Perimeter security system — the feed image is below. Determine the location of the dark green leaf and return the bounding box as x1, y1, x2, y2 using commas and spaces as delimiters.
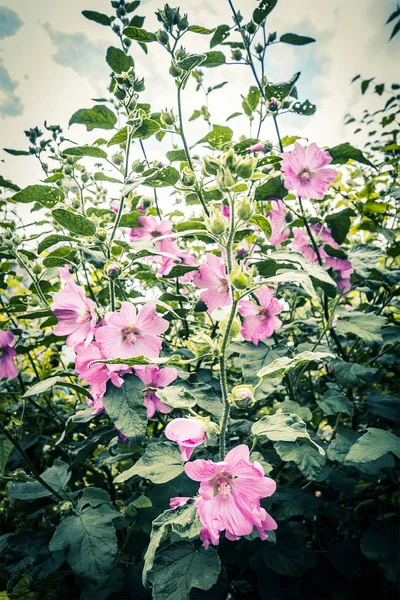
345, 428, 400, 463
0, 436, 13, 474
325, 208, 355, 244
249, 213, 272, 237
7, 460, 71, 500
102, 374, 147, 440
114, 442, 184, 484
3, 148, 30, 156
123, 26, 157, 42
200, 124, 233, 149
202, 51, 226, 68
94, 172, 123, 184
62, 145, 107, 159
262, 526, 315, 576
177, 54, 207, 71
253, 0, 278, 24
106, 46, 134, 73
188, 25, 215, 35
52, 208, 96, 236
131, 119, 161, 139
82, 10, 112, 26
69, 105, 117, 131
166, 149, 187, 162
255, 175, 286, 200
264, 72, 300, 101
292, 99, 316, 115
361, 526, 399, 583
274, 441, 326, 480
210, 24, 230, 47
333, 360, 380, 388
12, 185, 64, 208
280, 33, 316, 45
328, 142, 374, 167
108, 126, 128, 147
0, 175, 20, 192
143, 166, 180, 187
317, 389, 354, 417
367, 391, 400, 423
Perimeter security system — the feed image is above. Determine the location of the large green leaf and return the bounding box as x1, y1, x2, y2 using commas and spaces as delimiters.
106, 46, 134, 73
361, 526, 399, 583
52, 209, 96, 236
69, 105, 117, 131
12, 185, 64, 208
200, 124, 232, 149
252, 413, 324, 455
131, 119, 161, 139
274, 441, 326, 480
0, 436, 13, 474
177, 53, 207, 71
328, 142, 373, 167
102, 374, 147, 440
333, 360, 380, 388
317, 389, 354, 417
264, 72, 300, 101
210, 24, 230, 48
202, 51, 226, 68
325, 208, 355, 244
253, 0, 278, 24
280, 33, 315, 45
23, 375, 93, 401
262, 526, 315, 576
82, 10, 112, 26
257, 351, 334, 380
345, 428, 400, 463
62, 145, 107, 159
156, 386, 196, 409
142, 166, 180, 187
336, 312, 386, 344
367, 391, 400, 423
49, 506, 118, 585
123, 26, 157, 42
38, 234, 76, 254
7, 460, 71, 501
255, 175, 286, 200
149, 541, 221, 600
0, 175, 20, 192
114, 442, 184, 484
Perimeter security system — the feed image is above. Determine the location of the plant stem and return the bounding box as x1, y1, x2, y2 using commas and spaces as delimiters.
16, 252, 49, 307
176, 84, 209, 216
273, 115, 283, 153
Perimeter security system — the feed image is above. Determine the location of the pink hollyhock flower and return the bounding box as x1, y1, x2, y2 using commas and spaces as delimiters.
51, 267, 97, 348
268, 199, 289, 248
96, 301, 168, 360
170, 496, 191, 509
249, 142, 265, 153
193, 253, 232, 314
291, 228, 320, 263
75, 342, 127, 413
130, 215, 172, 242
134, 364, 177, 419
238, 286, 282, 345
184, 444, 277, 548
111, 200, 119, 214
155, 238, 198, 283
165, 418, 207, 461
0, 330, 18, 380
325, 257, 354, 292
280, 142, 337, 199
218, 204, 230, 219
310, 223, 338, 249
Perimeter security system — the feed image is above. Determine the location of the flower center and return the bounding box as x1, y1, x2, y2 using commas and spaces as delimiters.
122, 325, 139, 344
76, 310, 91, 325
218, 481, 232, 498
297, 168, 313, 183
259, 308, 271, 321
217, 278, 228, 293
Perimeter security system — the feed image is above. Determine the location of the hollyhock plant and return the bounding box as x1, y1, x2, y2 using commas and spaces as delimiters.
165, 418, 207, 461
134, 364, 177, 418
129, 215, 172, 242
0, 330, 18, 380
96, 301, 168, 359
193, 253, 232, 314
268, 199, 289, 248
238, 285, 283, 345
184, 445, 277, 548
280, 142, 337, 199
75, 342, 127, 414
51, 267, 97, 348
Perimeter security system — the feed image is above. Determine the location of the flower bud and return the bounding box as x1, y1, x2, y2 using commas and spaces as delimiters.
181, 167, 196, 186
59, 501, 73, 513
112, 152, 124, 165
255, 43, 264, 54
71, 198, 81, 209
216, 167, 235, 191
237, 198, 254, 221
161, 109, 175, 126
205, 207, 228, 236
232, 49, 243, 61
97, 229, 107, 241
169, 63, 182, 78
202, 155, 220, 176
230, 264, 253, 290
105, 262, 121, 279
187, 332, 216, 357
81, 172, 89, 183
13, 468, 27, 482
219, 315, 241, 338
236, 157, 256, 180
32, 263, 42, 275
228, 385, 256, 408
268, 97, 280, 112
178, 15, 188, 30
222, 148, 238, 171
157, 29, 170, 45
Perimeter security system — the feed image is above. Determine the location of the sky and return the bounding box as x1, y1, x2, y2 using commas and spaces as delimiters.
0, 0, 399, 191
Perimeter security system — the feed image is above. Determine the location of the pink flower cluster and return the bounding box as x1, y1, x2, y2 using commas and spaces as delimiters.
130, 215, 197, 282
51, 267, 172, 416
171, 445, 277, 549
0, 330, 18, 381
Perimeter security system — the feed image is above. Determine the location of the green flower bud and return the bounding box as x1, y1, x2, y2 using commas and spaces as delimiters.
181, 167, 196, 186
228, 385, 256, 408
222, 147, 238, 171
246, 21, 256, 34
157, 29, 170, 45
203, 155, 220, 176
13, 235, 21, 246
13, 468, 27, 482
230, 264, 253, 290
268, 97, 280, 112
255, 43, 264, 54
216, 167, 236, 191
71, 198, 81, 209
32, 263, 42, 275
219, 315, 241, 338
169, 63, 182, 78
97, 229, 107, 241
178, 16, 188, 31
105, 262, 121, 279
232, 49, 243, 61
81, 173, 89, 183
161, 109, 175, 126
187, 332, 216, 357
205, 207, 228, 236
237, 198, 255, 221
236, 157, 257, 180
112, 152, 124, 165
64, 166, 73, 176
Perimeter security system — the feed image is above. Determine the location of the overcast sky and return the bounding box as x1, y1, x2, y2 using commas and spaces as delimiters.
0, 0, 399, 190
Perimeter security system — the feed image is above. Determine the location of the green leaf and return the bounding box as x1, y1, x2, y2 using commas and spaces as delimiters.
255, 175, 286, 200
81, 10, 112, 26
274, 441, 326, 480
210, 24, 230, 47
253, 0, 278, 24
264, 72, 300, 101
333, 360, 380, 388
317, 389, 354, 417
0, 436, 13, 474
3, 148, 30, 156
52, 209, 96, 236
12, 185, 64, 208
202, 51, 226, 68
107, 126, 128, 147
142, 166, 180, 187
328, 542, 361, 581
102, 374, 147, 440
163, 264, 199, 278
131, 119, 161, 139
279, 400, 312, 422
43, 256, 73, 268
257, 351, 334, 380
345, 428, 400, 463
166, 149, 186, 162
106, 46, 134, 73
49, 507, 118, 585
143, 501, 202, 585
188, 25, 215, 35
114, 442, 184, 484
23, 376, 93, 401
328, 142, 373, 167
280, 33, 316, 45
325, 208, 355, 244
17, 309, 53, 319
292, 99, 316, 116
94, 172, 123, 184
149, 541, 221, 600
0, 175, 20, 192
336, 313, 387, 344
249, 214, 272, 237
7, 460, 71, 501
123, 26, 157, 42
262, 526, 315, 576
252, 413, 324, 454
177, 53, 207, 71
62, 145, 107, 159
156, 386, 196, 409
361, 526, 399, 583
69, 105, 117, 131
367, 391, 400, 423
200, 124, 233, 149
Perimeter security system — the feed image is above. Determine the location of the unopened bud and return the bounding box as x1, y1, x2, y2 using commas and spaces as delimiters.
161, 109, 175, 126
268, 97, 280, 112
13, 469, 27, 482
205, 207, 228, 236
219, 315, 241, 339
203, 156, 220, 176
169, 63, 182, 78
187, 332, 216, 357
216, 167, 235, 191
181, 167, 196, 186
237, 198, 254, 221
32, 263, 42, 275
178, 16, 188, 31
81, 173, 89, 183
228, 385, 255, 409
157, 30, 169, 45
222, 148, 238, 171
230, 264, 253, 290
236, 158, 256, 180
105, 262, 121, 279
97, 229, 107, 241
112, 153, 124, 165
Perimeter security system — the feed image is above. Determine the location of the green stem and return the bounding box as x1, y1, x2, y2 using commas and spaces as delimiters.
177, 84, 209, 216
16, 252, 49, 307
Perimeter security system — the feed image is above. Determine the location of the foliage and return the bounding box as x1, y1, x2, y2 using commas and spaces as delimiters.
0, 1, 399, 599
